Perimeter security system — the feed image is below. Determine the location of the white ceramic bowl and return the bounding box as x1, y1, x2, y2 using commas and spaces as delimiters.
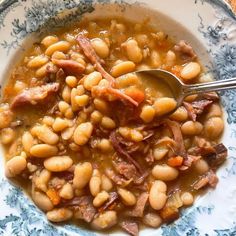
0, 0, 236, 235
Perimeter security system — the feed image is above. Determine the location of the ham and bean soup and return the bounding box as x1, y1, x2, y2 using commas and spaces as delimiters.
0, 19, 227, 235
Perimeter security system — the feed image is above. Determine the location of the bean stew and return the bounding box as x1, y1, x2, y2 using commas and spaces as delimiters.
0, 18, 227, 235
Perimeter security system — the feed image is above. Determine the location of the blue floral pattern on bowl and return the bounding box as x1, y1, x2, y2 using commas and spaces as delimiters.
0, 0, 236, 235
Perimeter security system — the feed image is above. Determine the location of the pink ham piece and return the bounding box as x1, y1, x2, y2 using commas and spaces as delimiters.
193, 170, 218, 190
126, 192, 149, 217
51, 58, 85, 74
165, 119, 187, 157
121, 221, 139, 236
11, 82, 59, 109
76, 34, 138, 107
174, 40, 197, 60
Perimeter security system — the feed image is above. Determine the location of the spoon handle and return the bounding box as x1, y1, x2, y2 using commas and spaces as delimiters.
183, 77, 236, 96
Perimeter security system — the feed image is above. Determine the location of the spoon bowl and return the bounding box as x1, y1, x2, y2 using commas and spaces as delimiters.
135, 69, 236, 114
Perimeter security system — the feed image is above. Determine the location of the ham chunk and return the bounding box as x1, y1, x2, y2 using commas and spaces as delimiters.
11, 83, 59, 109
126, 192, 149, 217
121, 221, 139, 236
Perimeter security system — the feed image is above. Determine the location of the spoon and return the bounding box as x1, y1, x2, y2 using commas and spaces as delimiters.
136, 69, 236, 109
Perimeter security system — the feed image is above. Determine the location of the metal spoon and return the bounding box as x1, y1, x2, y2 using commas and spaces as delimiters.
136, 69, 236, 109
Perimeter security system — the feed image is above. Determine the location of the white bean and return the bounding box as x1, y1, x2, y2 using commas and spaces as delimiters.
34, 169, 51, 192
94, 98, 109, 114
149, 180, 167, 210
5, 156, 27, 177
143, 213, 162, 228
41, 35, 58, 47
153, 98, 177, 116
91, 211, 117, 230
93, 191, 109, 207
22, 132, 34, 153
89, 169, 102, 197
181, 121, 203, 136
165, 50, 176, 67
101, 174, 113, 192
61, 126, 75, 141
52, 118, 69, 132
32, 190, 53, 212
150, 50, 162, 68
0, 128, 15, 144
101, 117, 116, 129
170, 106, 188, 121
152, 164, 179, 181
204, 117, 224, 139
181, 192, 194, 206
124, 39, 143, 63
181, 62, 201, 80
59, 183, 74, 199
27, 55, 49, 68
47, 208, 73, 222
44, 156, 73, 172
91, 38, 109, 58
140, 105, 155, 123
45, 41, 70, 56
73, 162, 93, 189
73, 122, 93, 145
111, 61, 136, 78
118, 188, 136, 206
31, 125, 59, 145
194, 159, 209, 174
153, 146, 169, 160
30, 144, 58, 158
206, 103, 222, 119
84, 71, 102, 91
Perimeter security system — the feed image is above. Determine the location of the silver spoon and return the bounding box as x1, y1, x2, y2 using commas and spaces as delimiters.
136, 69, 236, 109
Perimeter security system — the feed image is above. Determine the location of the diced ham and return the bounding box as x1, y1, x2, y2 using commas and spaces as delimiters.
53, 171, 74, 181
179, 155, 201, 170
60, 196, 96, 223
173, 40, 197, 60
197, 92, 219, 101
105, 168, 128, 186
11, 83, 59, 109
51, 58, 85, 74
112, 160, 138, 180
126, 192, 149, 217
204, 143, 227, 168
183, 100, 213, 121
92, 85, 139, 107
121, 221, 139, 236
193, 170, 218, 190
110, 131, 143, 173
98, 192, 119, 213
183, 102, 197, 121
76, 34, 138, 107
165, 119, 187, 157
144, 150, 155, 165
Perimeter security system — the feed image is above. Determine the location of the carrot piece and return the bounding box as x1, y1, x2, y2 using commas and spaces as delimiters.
167, 156, 184, 167
124, 87, 145, 104
171, 65, 183, 78
46, 188, 61, 205
159, 205, 179, 223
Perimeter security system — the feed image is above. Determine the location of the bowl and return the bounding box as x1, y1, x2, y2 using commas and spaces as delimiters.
0, 0, 236, 235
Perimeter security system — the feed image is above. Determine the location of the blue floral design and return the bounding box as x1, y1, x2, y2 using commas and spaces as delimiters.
214, 44, 236, 79
161, 206, 214, 236
0, 0, 236, 235
198, 15, 228, 45
197, 0, 236, 124
0, 179, 97, 236
0, 0, 95, 53
214, 223, 236, 236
